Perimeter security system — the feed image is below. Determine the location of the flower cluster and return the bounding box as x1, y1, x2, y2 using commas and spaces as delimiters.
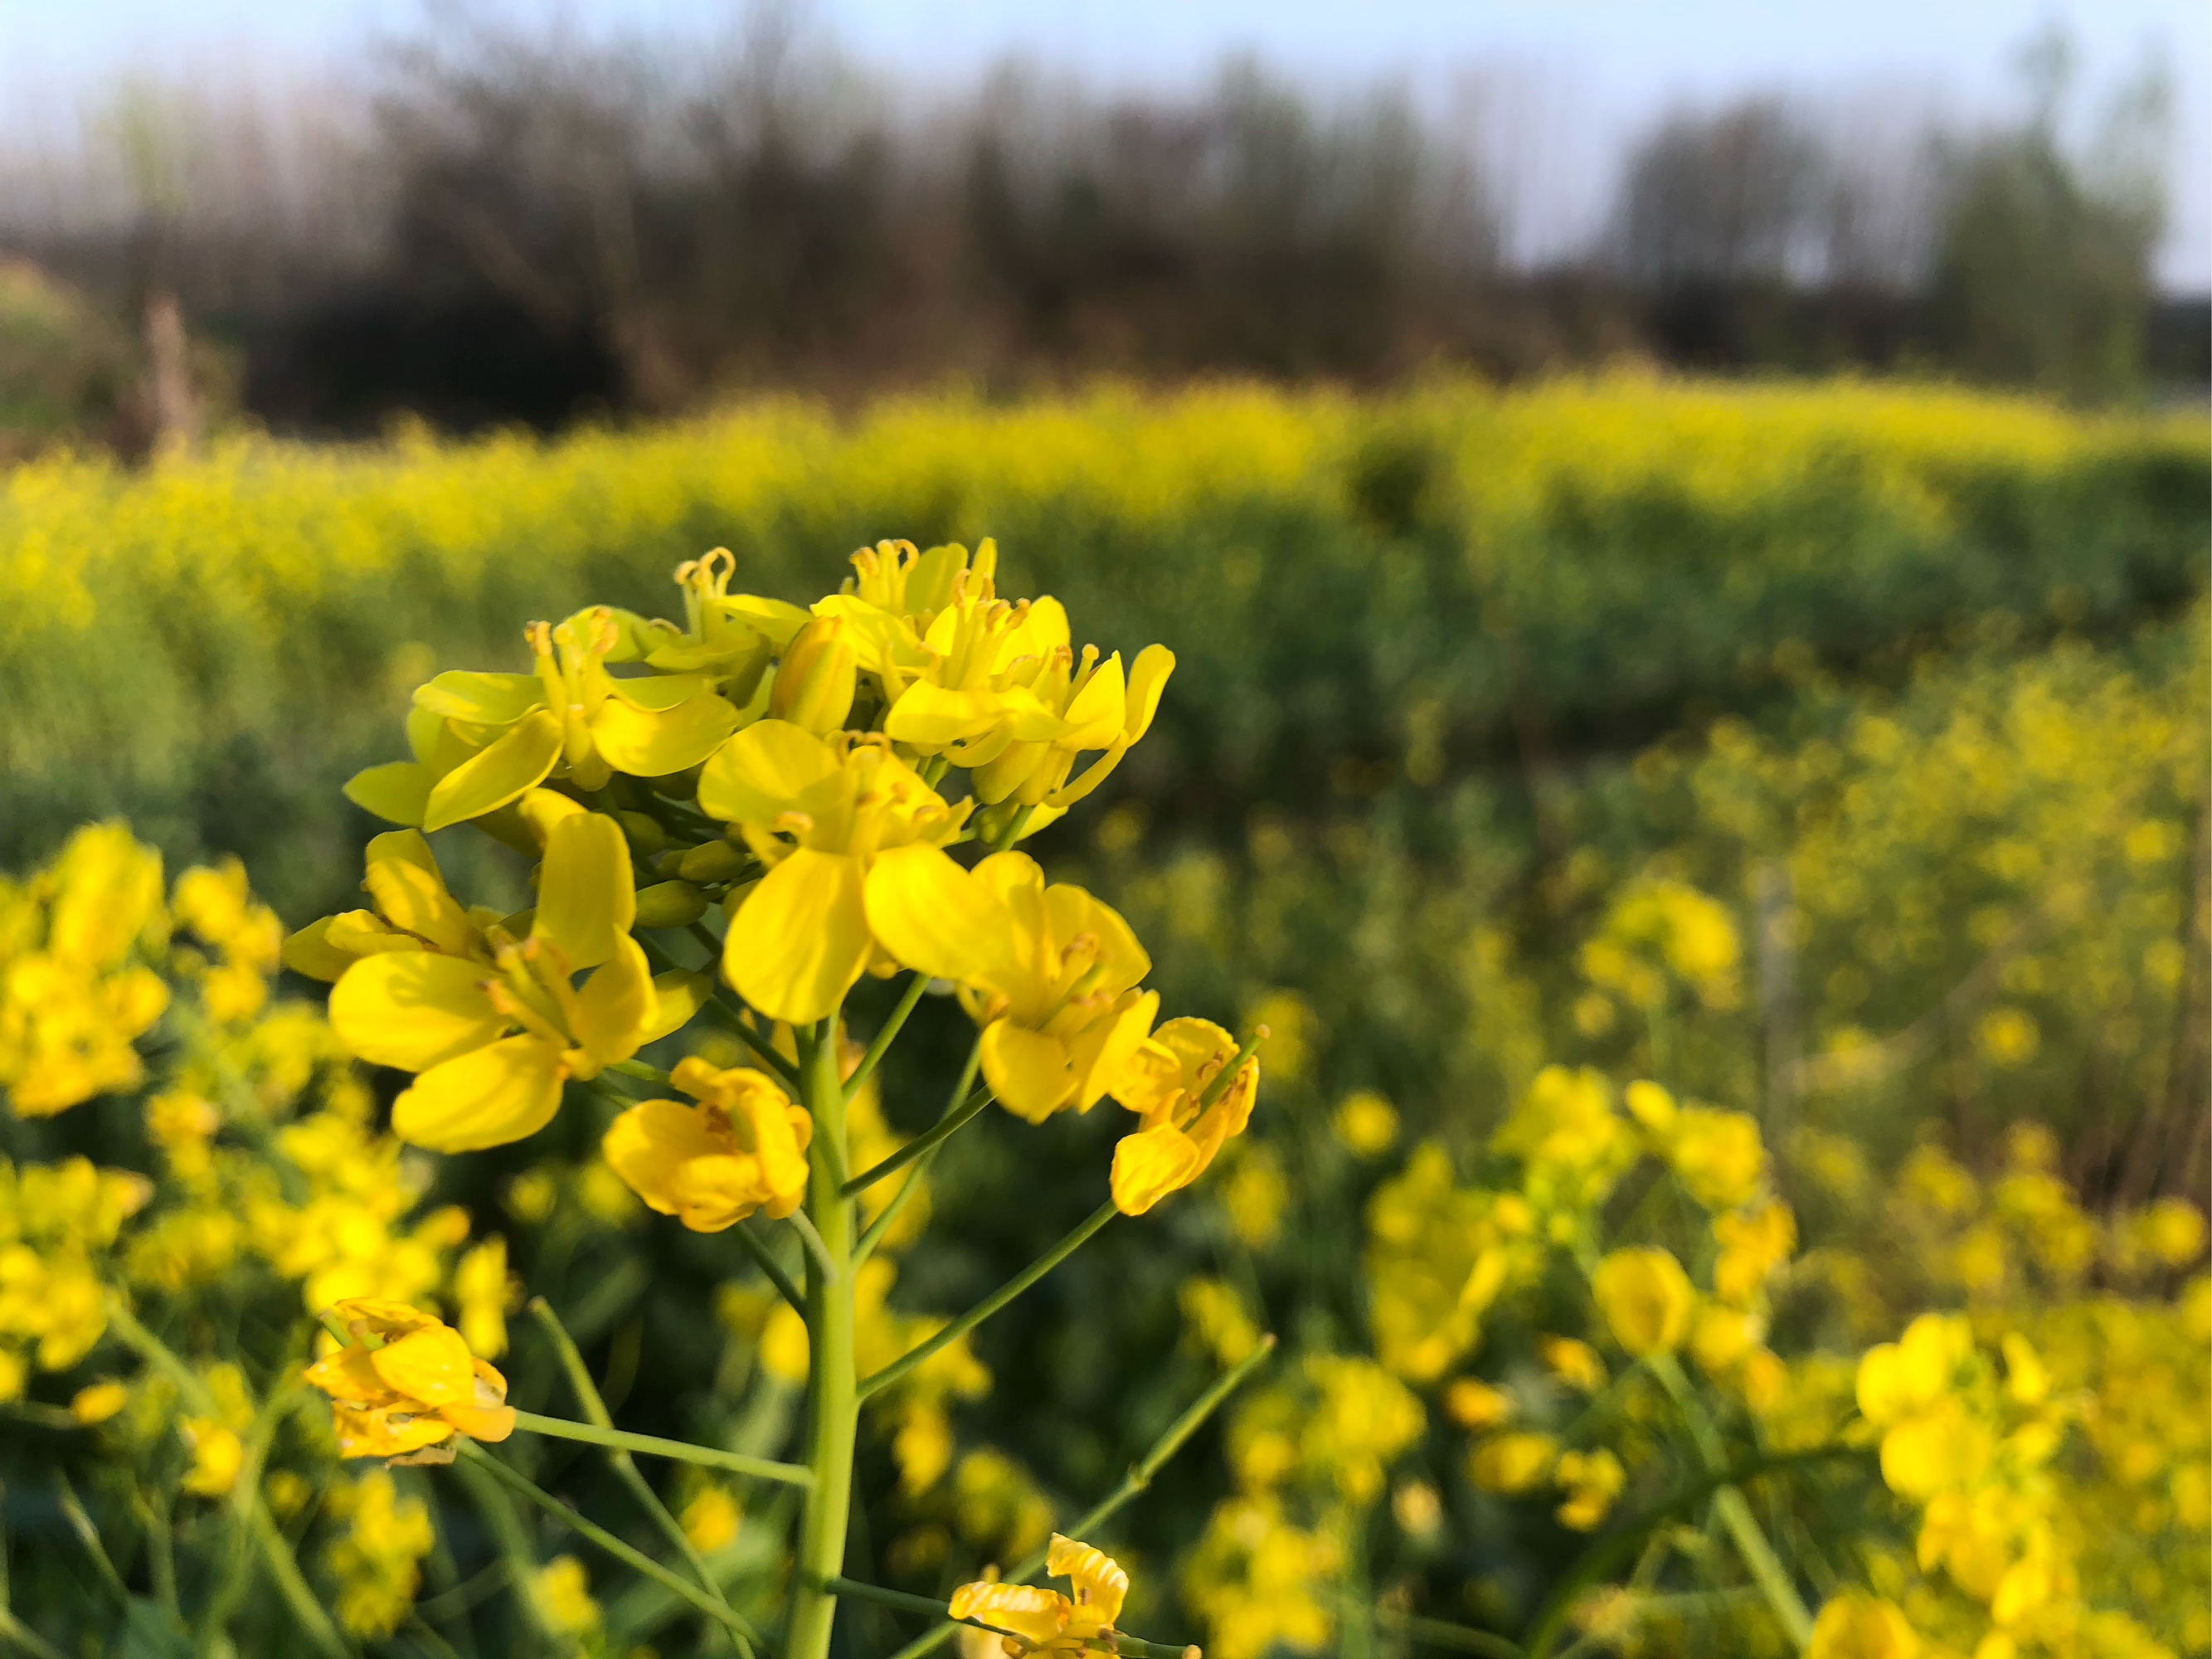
295, 543, 1255, 1222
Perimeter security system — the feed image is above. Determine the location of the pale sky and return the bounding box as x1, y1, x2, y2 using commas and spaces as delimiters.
2, 0, 2205, 288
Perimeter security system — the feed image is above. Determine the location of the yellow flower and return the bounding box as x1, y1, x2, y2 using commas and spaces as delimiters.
864, 849, 1157, 1122
320, 815, 676, 1151
697, 723, 970, 1024
351, 606, 742, 832
280, 826, 492, 981
1856, 1313, 1974, 1426
303, 1297, 517, 1459
601, 1056, 814, 1230
1541, 1335, 1607, 1394
646, 547, 809, 678
681, 1486, 742, 1553
1334, 1089, 1400, 1156
1662, 1107, 1766, 1212
180, 1418, 244, 1496
1592, 1247, 1696, 1357
1806, 1593, 1918, 1659
950, 1534, 1129, 1656
1470, 1431, 1558, 1495
534, 1555, 602, 1636
1713, 1200, 1796, 1307
70, 1379, 129, 1424
1106, 1018, 1260, 1216
453, 1237, 513, 1360
1444, 1377, 1514, 1431
1553, 1447, 1626, 1530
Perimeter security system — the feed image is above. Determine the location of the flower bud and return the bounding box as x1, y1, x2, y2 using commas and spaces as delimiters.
769, 615, 857, 735
616, 811, 670, 855
677, 841, 747, 883
634, 880, 708, 929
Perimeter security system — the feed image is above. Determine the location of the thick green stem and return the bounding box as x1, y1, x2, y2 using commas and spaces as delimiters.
785, 1021, 859, 1659
508, 1409, 812, 1488
858, 1199, 1116, 1401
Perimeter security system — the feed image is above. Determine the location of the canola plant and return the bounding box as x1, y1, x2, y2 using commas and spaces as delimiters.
0, 379, 2204, 1659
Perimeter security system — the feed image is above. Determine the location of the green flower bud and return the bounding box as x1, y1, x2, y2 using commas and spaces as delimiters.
633, 880, 708, 929
677, 840, 748, 883
616, 811, 670, 855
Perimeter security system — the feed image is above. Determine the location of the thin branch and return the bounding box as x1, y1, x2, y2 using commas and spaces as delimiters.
843, 1086, 990, 1199
845, 972, 931, 1102
858, 1199, 1117, 1401
529, 1298, 753, 1659
508, 1409, 814, 1488
785, 1207, 841, 1286
730, 1219, 806, 1315
457, 1443, 764, 1647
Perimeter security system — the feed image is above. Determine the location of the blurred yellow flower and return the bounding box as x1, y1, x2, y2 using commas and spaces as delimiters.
1592, 1247, 1696, 1357
1333, 1090, 1399, 1156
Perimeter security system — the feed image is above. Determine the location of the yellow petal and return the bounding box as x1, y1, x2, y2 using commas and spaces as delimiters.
980, 1020, 1079, 1123
425, 710, 564, 832
1060, 652, 1126, 747
603, 1097, 727, 1220
1067, 989, 1159, 1112
570, 939, 654, 1068
370, 1325, 477, 1408
1123, 644, 1174, 741
329, 952, 505, 1071
517, 787, 587, 848
1043, 883, 1150, 990
1111, 1121, 1206, 1215
413, 671, 547, 725
343, 761, 433, 826
281, 914, 363, 982
391, 1033, 566, 1152
725, 849, 871, 1025
591, 684, 740, 776
947, 1584, 1070, 1649
641, 969, 712, 1044
883, 684, 1006, 748
697, 719, 839, 827
1045, 1535, 1129, 1627
862, 844, 1017, 985
363, 830, 476, 955
532, 813, 635, 971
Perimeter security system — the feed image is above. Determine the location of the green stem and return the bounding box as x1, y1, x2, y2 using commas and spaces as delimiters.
528, 1298, 753, 1658
200, 1374, 301, 1643
881, 1335, 1278, 1659
843, 1086, 990, 1199
1373, 1609, 1524, 1658
52, 1472, 126, 1606
0, 1611, 66, 1659
508, 1409, 812, 1488
606, 1058, 675, 1087
786, 1208, 842, 1285
844, 972, 931, 1102
785, 1020, 859, 1659
456, 1443, 763, 1647
852, 1042, 987, 1269
730, 1220, 806, 1315
858, 1199, 1117, 1402
1642, 1354, 1812, 1648
693, 975, 803, 1088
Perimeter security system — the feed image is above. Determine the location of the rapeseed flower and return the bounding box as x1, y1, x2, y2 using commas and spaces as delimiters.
354, 606, 742, 832
1107, 1017, 1260, 1215
950, 1534, 1128, 1657
315, 815, 672, 1151
1592, 1247, 1697, 1357
698, 722, 970, 1024
601, 1056, 813, 1229
304, 1297, 516, 1459
864, 849, 1157, 1122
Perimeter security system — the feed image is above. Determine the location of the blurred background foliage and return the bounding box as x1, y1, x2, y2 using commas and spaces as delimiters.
0, 10, 2203, 460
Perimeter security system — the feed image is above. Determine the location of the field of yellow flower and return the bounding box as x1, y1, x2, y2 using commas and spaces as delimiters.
0, 376, 2204, 1659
